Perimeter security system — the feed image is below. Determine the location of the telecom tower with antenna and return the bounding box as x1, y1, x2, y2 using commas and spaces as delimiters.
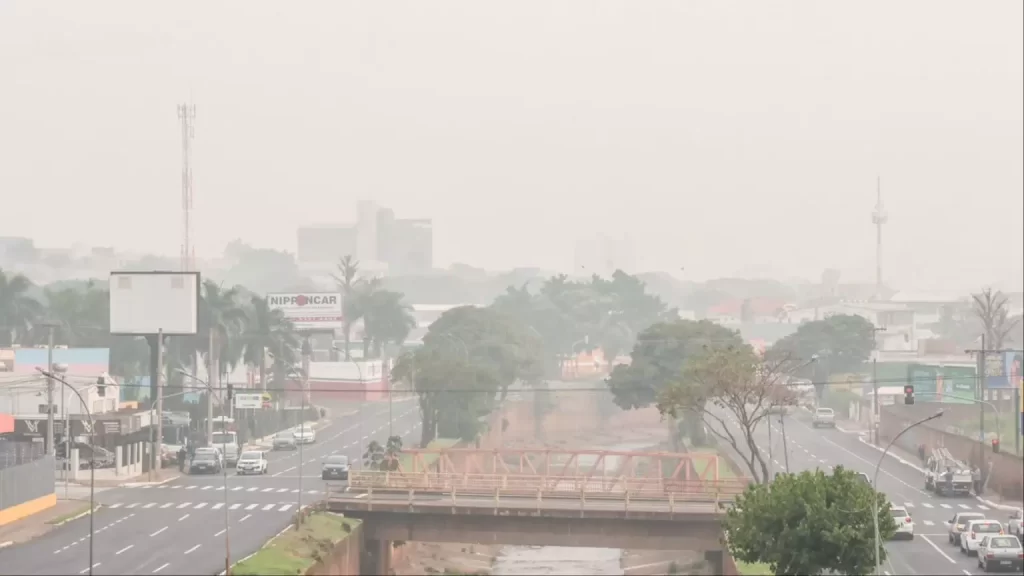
178, 103, 196, 271
871, 176, 887, 299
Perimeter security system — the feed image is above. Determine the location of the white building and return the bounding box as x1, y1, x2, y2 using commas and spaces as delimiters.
0, 373, 120, 417
786, 302, 917, 352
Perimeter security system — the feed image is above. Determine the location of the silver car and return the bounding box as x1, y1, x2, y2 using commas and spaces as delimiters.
977, 535, 1023, 572
1007, 508, 1023, 540
273, 431, 297, 450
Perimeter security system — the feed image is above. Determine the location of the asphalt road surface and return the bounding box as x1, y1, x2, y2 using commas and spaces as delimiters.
715, 406, 1022, 576
0, 399, 421, 576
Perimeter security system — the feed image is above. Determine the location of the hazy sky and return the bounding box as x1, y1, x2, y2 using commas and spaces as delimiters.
2, 1, 1021, 290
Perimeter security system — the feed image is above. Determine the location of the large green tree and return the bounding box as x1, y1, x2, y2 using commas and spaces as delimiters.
333, 255, 362, 360
358, 283, 417, 359
0, 268, 43, 346
770, 314, 876, 399
725, 466, 897, 576
239, 295, 299, 391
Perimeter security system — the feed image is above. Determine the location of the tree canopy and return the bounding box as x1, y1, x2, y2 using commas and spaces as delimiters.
724, 466, 897, 576
770, 313, 876, 379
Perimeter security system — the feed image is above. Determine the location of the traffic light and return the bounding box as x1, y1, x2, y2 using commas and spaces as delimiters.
991, 438, 1000, 454
903, 385, 915, 405
96, 376, 106, 397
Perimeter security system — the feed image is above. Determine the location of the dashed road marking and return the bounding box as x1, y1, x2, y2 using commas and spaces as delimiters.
212, 503, 223, 510
185, 544, 201, 554
153, 563, 170, 573
116, 544, 134, 555
150, 527, 167, 537
245, 504, 257, 511
176, 502, 191, 509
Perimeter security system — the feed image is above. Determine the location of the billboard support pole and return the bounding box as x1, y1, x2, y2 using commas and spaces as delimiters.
156, 328, 164, 472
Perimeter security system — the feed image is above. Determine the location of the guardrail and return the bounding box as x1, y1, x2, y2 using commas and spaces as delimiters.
336, 471, 748, 508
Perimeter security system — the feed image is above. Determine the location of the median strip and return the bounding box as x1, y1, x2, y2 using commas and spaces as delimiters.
231, 513, 359, 576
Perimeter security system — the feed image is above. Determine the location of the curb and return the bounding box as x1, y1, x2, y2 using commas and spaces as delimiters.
53, 504, 102, 527
855, 436, 1023, 511
0, 541, 12, 549
119, 474, 181, 488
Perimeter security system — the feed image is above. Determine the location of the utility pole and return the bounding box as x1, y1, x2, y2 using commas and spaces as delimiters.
871, 326, 887, 445
155, 329, 165, 472
45, 324, 55, 455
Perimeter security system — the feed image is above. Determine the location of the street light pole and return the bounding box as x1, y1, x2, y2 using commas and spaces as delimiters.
39, 369, 96, 576
873, 409, 943, 575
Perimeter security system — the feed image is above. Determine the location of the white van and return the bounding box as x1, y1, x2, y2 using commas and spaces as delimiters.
210, 431, 240, 467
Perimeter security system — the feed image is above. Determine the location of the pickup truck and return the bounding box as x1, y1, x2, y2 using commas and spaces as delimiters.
812, 407, 836, 428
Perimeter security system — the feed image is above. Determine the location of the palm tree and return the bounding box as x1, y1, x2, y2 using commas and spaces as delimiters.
241, 296, 299, 390
332, 255, 361, 360
0, 268, 43, 346
197, 280, 248, 402
360, 284, 416, 358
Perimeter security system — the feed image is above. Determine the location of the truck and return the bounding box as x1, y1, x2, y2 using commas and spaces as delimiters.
924, 447, 973, 496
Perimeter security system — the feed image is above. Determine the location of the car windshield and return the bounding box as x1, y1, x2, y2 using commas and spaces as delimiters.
297, 426, 312, 433
816, 408, 833, 414
194, 452, 216, 461
211, 433, 236, 445
275, 432, 292, 439
890, 509, 908, 517
988, 537, 1020, 548
325, 456, 348, 465
959, 514, 984, 523
240, 452, 261, 460
973, 523, 1001, 533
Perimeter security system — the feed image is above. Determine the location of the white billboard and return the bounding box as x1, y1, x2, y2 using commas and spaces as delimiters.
109, 272, 200, 336
267, 292, 343, 331
234, 393, 263, 409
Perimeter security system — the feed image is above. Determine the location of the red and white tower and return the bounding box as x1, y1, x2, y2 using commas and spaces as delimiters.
178, 103, 197, 271
871, 176, 888, 299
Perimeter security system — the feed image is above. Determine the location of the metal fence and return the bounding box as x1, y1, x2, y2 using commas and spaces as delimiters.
0, 440, 55, 513
0, 439, 46, 470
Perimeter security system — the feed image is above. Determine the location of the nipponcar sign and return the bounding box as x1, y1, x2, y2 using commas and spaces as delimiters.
267, 292, 342, 331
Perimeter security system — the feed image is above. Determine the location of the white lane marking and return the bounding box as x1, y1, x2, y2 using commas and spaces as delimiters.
126, 503, 140, 509
143, 503, 156, 509
262, 504, 275, 511
923, 520, 935, 526
923, 502, 934, 508
79, 564, 100, 574
142, 486, 153, 490
246, 487, 258, 492
178, 514, 190, 521
150, 527, 168, 537
194, 503, 208, 509
229, 503, 241, 510
958, 504, 970, 509
245, 504, 257, 510
977, 504, 989, 511
279, 504, 293, 512
355, 493, 369, 499
153, 563, 170, 573
109, 503, 123, 509
962, 571, 971, 576
231, 486, 243, 491
160, 503, 173, 509
940, 504, 952, 509
201, 486, 213, 491
186, 486, 197, 490
212, 503, 224, 510
239, 513, 252, 522
170, 485, 182, 490
272, 466, 296, 477
185, 544, 201, 554
116, 544, 134, 555
177, 502, 191, 509
261, 487, 274, 492
904, 502, 914, 508
214, 529, 225, 537
277, 488, 289, 493
920, 534, 957, 564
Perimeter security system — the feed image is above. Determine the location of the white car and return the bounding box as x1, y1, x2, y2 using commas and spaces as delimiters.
293, 425, 316, 445
812, 407, 836, 428
235, 451, 268, 475
889, 506, 914, 539
960, 519, 1004, 556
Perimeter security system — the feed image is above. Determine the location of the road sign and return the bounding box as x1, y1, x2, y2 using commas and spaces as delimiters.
234, 393, 263, 409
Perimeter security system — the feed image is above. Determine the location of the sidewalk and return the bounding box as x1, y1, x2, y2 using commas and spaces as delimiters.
0, 499, 95, 548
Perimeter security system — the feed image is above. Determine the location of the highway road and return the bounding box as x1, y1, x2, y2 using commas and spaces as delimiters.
717, 406, 1021, 576
0, 399, 421, 576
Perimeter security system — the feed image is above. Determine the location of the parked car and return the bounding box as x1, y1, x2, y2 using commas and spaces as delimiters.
293, 425, 316, 445
855, 472, 872, 485
889, 505, 915, 540
321, 454, 350, 481
235, 451, 268, 475
1007, 508, 1023, 540
273, 431, 297, 451
961, 519, 1004, 556
189, 448, 222, 475
812, 407, 836, 428
977, 534, 1024, 572
948, 512, 987, 546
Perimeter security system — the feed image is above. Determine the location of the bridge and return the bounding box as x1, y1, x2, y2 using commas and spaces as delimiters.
325, 448, 751, 574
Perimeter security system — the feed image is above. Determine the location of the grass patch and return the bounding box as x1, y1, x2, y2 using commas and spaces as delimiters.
398, 437, 460, 472
735, 560, 772, 575
47, 504, 95, 525
231, 513, 359, 576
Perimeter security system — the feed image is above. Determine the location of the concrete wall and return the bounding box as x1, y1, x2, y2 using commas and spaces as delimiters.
880, 403, 1023, 502
307, 521, 364, 576
0, 452, 56, 526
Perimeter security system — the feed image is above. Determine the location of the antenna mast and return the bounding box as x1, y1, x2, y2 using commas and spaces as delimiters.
871, 176, 888, 299
178, 103, 197, 271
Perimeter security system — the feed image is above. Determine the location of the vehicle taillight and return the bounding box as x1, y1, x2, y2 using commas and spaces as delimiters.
987, 552, 995, 558
971, 531, 977, 539
905, 517, 912, 524
1018, 552, 1024, 559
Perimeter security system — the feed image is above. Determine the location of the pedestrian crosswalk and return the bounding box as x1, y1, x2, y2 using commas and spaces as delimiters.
123, 484, 323, 496
105, 501, 298, 513
900, 500, 991, 511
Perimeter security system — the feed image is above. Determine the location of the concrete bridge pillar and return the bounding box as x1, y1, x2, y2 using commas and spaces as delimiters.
361, 538, 392, 575
703, 550, 724, 574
